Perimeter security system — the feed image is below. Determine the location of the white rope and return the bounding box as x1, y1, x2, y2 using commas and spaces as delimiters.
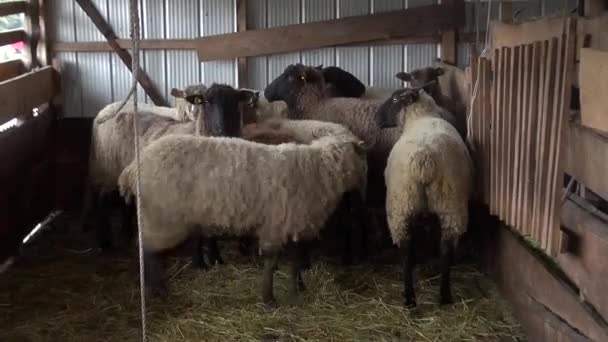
127, 0, 147, 341
466, 0, 493, 146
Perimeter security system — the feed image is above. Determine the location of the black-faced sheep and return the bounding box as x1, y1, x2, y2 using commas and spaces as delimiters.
376, 87, 473, 307
117, 124, 368, 303
80, 84, 255, 260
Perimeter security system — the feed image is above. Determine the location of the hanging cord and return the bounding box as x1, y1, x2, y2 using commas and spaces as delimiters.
127, 0, 147, 341
466, 0, 493, 145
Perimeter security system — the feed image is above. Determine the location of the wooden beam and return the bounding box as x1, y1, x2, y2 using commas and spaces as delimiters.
0, 66, 58, 124
440, 29, 457, 65
481, 222, 608, 342
0, 29, 25, 47
559, 195, 608, 321
0, 1, 27, 17
193, 1, 465, 61
0, 59, 23, 82
74, 0, 168, 107
565, 119, 608, 201
237, 0, 247, 88
36, 0, 51, 66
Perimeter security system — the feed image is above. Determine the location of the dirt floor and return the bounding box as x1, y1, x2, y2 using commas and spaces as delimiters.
0, 212, 526, 342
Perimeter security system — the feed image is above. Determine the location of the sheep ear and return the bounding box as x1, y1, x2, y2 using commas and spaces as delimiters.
315, 64, 323, 70
434, 67, 445, 76
171, 88, 185, 98
395, 72, 412, 82
352, 140, 368, 156
239, 90, 257, 103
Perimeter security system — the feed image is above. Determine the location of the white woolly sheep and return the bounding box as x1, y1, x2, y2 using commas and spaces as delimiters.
376, 86, 473, 307
118, 126, 368, 303
80, 84, 254, 256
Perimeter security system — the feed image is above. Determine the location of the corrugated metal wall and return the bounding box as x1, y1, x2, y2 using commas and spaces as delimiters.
50, 0, 578, 118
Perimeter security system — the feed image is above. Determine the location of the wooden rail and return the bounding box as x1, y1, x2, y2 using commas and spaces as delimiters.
469, 17, 577, 256
0, 1, 27, 17
0, 66, 58, 124
0, 29, 25, 47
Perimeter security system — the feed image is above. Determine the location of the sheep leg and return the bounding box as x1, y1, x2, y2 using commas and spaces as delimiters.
439, 237, 455, 305
290, 243, 308, 296
400, 236, 417, 307
261, 250, 280, 305
144, 249, 168, 299
95, 194, 113, 251
191, 237, 209, 270
206, 238, 224, 265
78, 181, 95, 232
348, 191, 368, 264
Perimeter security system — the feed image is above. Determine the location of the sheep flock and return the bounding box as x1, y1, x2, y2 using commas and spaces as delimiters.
79, 60, 475, 308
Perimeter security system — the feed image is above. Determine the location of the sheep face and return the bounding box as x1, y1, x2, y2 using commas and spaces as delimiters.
264, 64, 325, 103
202, 84, 256, 137
240, 91, 260, 125
395, 67, 443, 95
376, 88, 420, 129
171, 83, 207, 121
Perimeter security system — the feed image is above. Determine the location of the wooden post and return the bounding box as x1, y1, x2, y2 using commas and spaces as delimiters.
36, 0, 51, 66
584, 0, 607, 16
23, 0, 41, 69
237, 0, 248, 88
74, 0, 168, 106
439, 0, 462, 65
499, 1, 513, 23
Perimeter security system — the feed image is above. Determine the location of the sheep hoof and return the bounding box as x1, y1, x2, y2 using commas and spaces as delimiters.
404, 299, 417, 308
439, 295, 453, 306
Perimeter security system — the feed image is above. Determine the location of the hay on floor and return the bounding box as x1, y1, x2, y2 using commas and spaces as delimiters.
0, 214, 525, 342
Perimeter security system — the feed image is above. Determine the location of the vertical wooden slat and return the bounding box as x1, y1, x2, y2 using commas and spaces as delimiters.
511, 45, 525, 228
517, 44, 533, 235
506, 45, 520, 226
531, 40, 547, 244
500, 47, 511, 220
491, 49, 502, 215
543, 35, 565, 254
548, 19, 577, 256
482, 58, 492, 205
535, 38, 558, 250
237, 0, 248, 88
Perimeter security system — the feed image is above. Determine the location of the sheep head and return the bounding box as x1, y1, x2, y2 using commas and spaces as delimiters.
264, 64, 325, 104
199, 84, 256, 137
395, 67, 443, 96
171, 83, 207, 121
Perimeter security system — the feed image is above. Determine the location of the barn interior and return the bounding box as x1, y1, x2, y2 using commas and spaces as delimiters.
1, 0, 607, 341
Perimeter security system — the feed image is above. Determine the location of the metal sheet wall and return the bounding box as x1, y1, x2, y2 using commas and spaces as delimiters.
50, 0, 578, 117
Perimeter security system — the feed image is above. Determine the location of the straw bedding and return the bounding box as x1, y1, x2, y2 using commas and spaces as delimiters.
0, 213, 525, 342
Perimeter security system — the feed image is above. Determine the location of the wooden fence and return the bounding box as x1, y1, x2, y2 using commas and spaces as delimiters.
469, 17, 577, 257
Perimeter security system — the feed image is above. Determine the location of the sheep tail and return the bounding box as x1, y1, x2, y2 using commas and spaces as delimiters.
409, 149, 436, 187
118, 162, 136, 205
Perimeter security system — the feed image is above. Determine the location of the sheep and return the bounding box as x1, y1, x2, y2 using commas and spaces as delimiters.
169, 83, 208, 121
117, 125, 368, 302
320, 65, 398, 101
376, 86, 473, 307
80, 84, 255, 260
395, 65, 468, 141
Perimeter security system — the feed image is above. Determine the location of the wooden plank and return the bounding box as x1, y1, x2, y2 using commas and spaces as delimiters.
579, 48, 608, 134
564, 120, 608, 201
482, 59, 492, 205
510, 44, 525, 227
531, 41, 548, 244
0, 66, 56, 124
481, 222, 608, 342
236, 0, 247, 88
499, 47, 511, 220
516, 44, 533, 234
550, 22, 577, 256
584, 0, 607, 16
559, 195, 608, 321
36, 0, 51, 66
492, 16, 572, 49
193, 2, 466, 61
74, 0, 168, 107
0, 59, 23, 82
578, 14, 608, 53
0, 29, 25, 47
505, 45, 520, 226
490, 48, 502, 215
0, 1, 27, 17
537, 38, 558, 250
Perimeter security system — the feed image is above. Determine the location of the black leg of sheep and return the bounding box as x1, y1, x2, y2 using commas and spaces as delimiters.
439, 237, 455, 306
191, 236, 210, 270
95, 194, 113, 252
144, 249, 168, 299
261, 249, 280, 305
399, 236, 417, 308
120, 201, 136, 243
206, 238, 224, 265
